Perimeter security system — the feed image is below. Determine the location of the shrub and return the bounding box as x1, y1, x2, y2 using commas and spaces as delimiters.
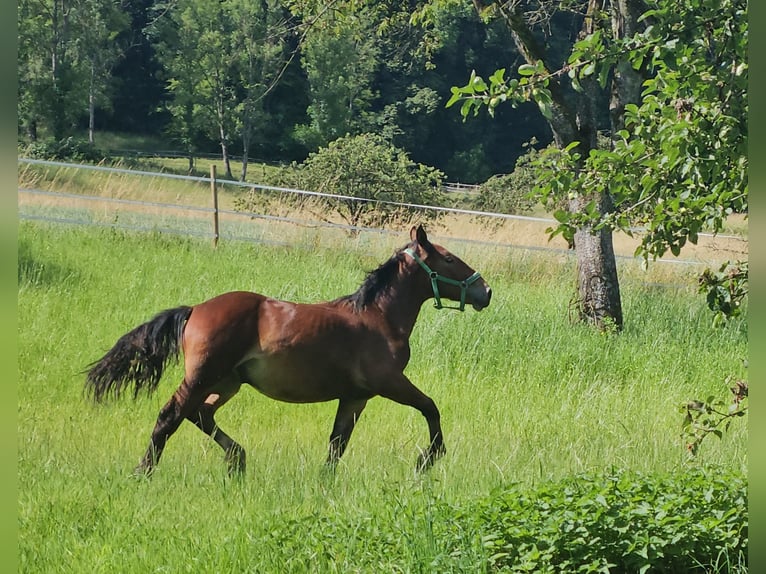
460, 469, 747, 573
22, 137, 107, 163
244, 469, 747, 573
236, 133, 445, 231
698, 261, 748, 326
473, 146, 539, 217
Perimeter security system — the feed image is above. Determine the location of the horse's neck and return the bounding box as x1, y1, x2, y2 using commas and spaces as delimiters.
374, 273, 429, 339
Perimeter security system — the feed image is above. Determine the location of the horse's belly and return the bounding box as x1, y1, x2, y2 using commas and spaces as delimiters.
236, 357, 360, 403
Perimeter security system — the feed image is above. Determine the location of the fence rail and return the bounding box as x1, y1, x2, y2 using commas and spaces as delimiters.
107, 149, 478, 194
18, 158, 746, 269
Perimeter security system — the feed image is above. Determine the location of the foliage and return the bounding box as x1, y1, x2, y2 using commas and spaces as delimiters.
238, 133, 446, 230
443, 0, 747, 326
294, 5, 381, 146
228, 0, 289, 180
17, 0, 128, 141
21, 137, 108, 163
473, 143, 540, 216
210, 469, 748, 573
465, 469, 747, 573
17, 0, 561, 182
447, 0, 747, 265
682, 377, 748, 458
698, 261, 748, 326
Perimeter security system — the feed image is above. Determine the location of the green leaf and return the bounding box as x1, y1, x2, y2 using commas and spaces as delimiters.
489, 68, 506, 85
553, 209, 570, 223
472, 74, 488, 92
445, 88, 462, 108
538, 99, 553, 120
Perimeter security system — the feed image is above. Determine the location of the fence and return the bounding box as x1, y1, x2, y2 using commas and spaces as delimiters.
17, 158, 746, 270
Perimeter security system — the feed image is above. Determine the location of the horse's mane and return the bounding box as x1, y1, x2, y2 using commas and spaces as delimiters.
334, 248, 408, 311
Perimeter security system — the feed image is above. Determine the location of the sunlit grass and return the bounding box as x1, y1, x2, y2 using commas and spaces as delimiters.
18, 220, 746, 572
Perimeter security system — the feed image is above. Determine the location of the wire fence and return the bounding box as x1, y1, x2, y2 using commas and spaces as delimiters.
18, 158, 747, 270
108, 149, 481, 194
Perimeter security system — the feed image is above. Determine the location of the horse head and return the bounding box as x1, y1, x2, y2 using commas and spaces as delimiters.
405, 225, 492, 311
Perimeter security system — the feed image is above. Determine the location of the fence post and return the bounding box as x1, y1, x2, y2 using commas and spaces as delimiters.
210, 164, 219, 247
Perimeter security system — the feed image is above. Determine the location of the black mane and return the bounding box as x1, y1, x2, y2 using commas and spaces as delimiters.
335, 249, 407, 310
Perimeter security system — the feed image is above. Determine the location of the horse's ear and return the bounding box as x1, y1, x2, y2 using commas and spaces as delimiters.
411, 225, 434, 252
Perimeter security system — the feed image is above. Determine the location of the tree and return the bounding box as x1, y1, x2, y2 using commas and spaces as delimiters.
278, 133, 445, 230
151, 4, 203, 173
18, 0, 126, 142
79, 0, 128, 144
293, 5, 381, 147
153, 0, 242, 178
107, 0, 170, 135
152, 0, 294, 179
442, 0, 747, 330
444, 0, 628, 330
229, 0, 289, 181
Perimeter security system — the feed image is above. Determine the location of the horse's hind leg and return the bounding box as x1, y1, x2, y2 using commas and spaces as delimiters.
187, 383, 246, 476
326, 398, 368, 468
136, 380, 205, 476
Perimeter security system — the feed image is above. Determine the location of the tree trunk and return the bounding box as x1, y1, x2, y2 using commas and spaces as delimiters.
496, 0, 624, 330
88, 64, 96, 145
217, 101, 233, 179
220, 137, 233, 180
570, 196, 623, 329
27, 120, 38, 142
240, 121, 250, 182
51, 0, 70, 140
609, 0, 647, 135
183, 100, 195, 174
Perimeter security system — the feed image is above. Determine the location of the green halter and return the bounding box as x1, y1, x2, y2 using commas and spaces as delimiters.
403, 248, 482, 311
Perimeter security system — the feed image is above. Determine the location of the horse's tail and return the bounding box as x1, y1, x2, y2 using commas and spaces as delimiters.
85, 306, 193, 403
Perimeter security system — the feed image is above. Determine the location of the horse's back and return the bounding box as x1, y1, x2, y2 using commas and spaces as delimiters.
188, 290, 266, 329
182, 290, 369, 366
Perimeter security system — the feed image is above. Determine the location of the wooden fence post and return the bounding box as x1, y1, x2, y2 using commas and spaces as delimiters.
210, 164, 219, 247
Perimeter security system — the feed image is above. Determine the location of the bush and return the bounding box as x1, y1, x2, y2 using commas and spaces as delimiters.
22, 137, 108, 163
460, 469, 747, 573
247, 469, 746, 572
698, 261, 748, 326
236, 133, 445, 231
473, 146, 539, 217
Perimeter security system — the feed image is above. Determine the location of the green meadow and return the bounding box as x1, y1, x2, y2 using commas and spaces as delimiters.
18, 220, 747, 572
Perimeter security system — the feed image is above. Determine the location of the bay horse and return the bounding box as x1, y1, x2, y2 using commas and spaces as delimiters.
85, 226, 492, 476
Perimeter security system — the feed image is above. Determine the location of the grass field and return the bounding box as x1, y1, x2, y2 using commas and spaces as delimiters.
18, 219, 747, 572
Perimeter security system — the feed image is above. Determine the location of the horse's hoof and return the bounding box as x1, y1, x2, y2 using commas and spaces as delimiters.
416, 443, 446, 472
226, 464, 246, 479
320, 462, 339, 483
131, 465, 154, 479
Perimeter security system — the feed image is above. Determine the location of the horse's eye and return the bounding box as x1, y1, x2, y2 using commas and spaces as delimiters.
445, 256, 454, 264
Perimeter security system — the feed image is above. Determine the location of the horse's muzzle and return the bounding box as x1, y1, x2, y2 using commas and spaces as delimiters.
470, 283, 492, 311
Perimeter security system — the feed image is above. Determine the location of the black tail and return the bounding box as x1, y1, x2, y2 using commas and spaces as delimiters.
86, 306, 193, 403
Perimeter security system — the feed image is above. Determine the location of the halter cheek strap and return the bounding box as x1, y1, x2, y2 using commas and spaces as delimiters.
403, 248, 482, 311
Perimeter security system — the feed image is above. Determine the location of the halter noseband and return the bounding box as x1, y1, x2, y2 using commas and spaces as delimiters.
403, 248, 482, 311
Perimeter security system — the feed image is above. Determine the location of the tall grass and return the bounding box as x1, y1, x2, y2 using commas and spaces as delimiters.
18, 221, 746, 573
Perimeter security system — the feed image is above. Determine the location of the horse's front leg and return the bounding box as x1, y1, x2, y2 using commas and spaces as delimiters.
377, 373, 445, 471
